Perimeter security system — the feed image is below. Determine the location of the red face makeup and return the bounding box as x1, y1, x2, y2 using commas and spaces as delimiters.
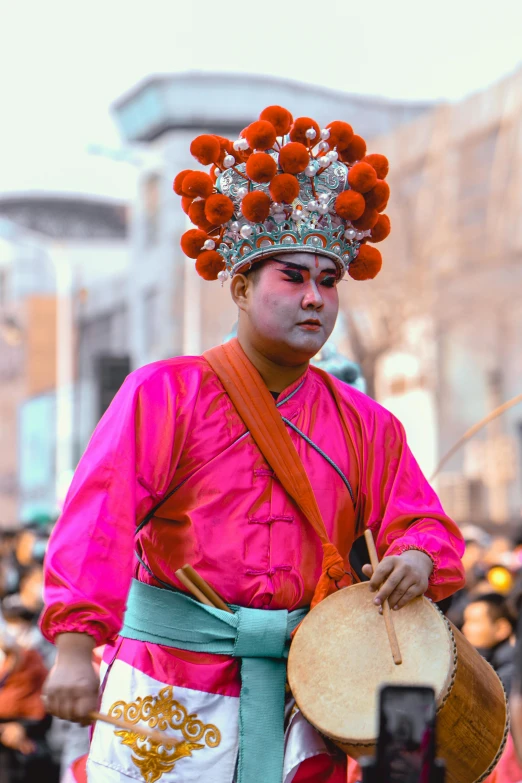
243, 252, 340, 366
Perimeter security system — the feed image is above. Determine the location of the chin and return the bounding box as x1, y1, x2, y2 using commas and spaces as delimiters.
286, 334, 327, 361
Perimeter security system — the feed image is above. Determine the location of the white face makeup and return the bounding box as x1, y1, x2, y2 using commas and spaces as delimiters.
241, 251, 340, 366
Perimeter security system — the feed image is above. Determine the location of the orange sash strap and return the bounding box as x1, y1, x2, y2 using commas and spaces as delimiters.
204, 338, 346, 608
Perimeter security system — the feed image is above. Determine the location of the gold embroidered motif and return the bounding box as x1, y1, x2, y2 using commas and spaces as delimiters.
109, 686, 221, 783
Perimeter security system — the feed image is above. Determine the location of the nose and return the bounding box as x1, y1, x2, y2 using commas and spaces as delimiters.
302, 280, 324, 310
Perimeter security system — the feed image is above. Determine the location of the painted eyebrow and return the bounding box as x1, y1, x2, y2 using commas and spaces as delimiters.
274, 260, 338, 275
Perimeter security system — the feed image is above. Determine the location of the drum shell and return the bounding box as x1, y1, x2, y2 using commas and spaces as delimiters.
288, 586, 508, 783
337, 623, 508, 783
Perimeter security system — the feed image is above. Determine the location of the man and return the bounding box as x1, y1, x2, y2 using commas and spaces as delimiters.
41, 107, 465, 783
462, 592, 516, 696
467, 594, 521, 783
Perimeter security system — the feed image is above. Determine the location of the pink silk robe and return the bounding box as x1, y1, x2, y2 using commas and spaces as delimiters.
42, 356, 465, 783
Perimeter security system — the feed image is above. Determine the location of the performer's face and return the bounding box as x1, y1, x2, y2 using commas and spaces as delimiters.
232, 252, 339, 364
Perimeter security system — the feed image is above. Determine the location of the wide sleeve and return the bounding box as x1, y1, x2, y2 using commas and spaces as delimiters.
40, 368, 178, 645
359, 410, 465, 602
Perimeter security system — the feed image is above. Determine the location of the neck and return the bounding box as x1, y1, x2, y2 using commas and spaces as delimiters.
237, 335, 309, 393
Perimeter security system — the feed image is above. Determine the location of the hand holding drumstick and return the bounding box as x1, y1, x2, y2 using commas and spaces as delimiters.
361, 532, 433, 611
362, 530, 434, 666
43, 637, 168, 743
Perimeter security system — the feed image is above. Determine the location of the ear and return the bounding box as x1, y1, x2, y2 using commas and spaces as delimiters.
230, 273, 251, 313
494, 618, 512, 643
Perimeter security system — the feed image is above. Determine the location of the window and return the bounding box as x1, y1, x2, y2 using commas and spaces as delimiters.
96, 354, 131, 419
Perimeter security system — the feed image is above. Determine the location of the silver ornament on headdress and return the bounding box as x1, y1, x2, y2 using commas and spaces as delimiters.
215, 154, 362, 277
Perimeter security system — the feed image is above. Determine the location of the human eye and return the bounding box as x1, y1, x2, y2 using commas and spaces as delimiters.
320, 276, 337, 288
281, 270, 304, 283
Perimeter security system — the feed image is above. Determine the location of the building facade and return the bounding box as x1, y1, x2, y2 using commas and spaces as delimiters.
0, 193, 130, 526
8, 69, 520, 529
352, 66, 522, 526
0, 218, 57, 526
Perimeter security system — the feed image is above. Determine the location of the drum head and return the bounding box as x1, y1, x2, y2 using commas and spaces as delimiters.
288, 583, 454, 745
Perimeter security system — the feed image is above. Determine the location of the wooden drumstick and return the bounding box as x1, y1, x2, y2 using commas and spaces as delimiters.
176, 565, 234, 614
175, 568, 216, 608
181, 564, 233, 614
364, 529, 403, 666
89, 710, 170, 745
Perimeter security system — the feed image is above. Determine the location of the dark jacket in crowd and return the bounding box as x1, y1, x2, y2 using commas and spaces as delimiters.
478, 639, 516, 697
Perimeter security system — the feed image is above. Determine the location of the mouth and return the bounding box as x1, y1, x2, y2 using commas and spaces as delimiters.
297, 319, 322, 331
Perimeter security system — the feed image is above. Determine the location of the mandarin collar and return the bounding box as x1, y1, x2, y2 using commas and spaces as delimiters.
274, 367, 311, 417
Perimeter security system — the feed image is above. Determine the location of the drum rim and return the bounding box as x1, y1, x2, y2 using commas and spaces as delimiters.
288, 584, 458, 746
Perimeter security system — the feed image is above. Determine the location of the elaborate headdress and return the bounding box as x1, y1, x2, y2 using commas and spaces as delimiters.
174, 106, 391, 283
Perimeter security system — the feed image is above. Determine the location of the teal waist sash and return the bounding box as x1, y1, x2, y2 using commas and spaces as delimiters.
120, 578, 308, 783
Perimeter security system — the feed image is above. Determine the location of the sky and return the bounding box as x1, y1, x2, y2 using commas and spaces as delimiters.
1, 0, 521, 197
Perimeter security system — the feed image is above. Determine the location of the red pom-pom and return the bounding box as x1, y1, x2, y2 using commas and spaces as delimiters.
190, 135, 221, 166
340, 135, 367, 163
334, 190, 366, 221
244, 120, 277, 151
290, 117, 321, 145
279, 142, 310, 174
205, 194, 235, 225
364, 180, 390, 211
182, 171, 214, 198
212, 136, 234, 165
181, 229, 209, 259
241, 191, 271, 223
246, 153, 277, 183
188, 199, 213, 231
181, 196, 193, 215
369, 214, 391, 243
352, 205, 379, 230
196, 251, 225, 281
327, 121, 353, 150
259, 106, 293, 136
173, 169, 192, 195
349, 245, 382, 280
347, 162, 377, 194
363, 153, 389, 179
269, 173, 300, 203
214, 135, 230, 148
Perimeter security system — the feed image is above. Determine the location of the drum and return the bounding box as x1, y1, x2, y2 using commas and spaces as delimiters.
288, 583, 508, 783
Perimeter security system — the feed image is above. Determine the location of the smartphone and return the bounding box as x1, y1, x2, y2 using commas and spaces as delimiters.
375, 685, 437, 783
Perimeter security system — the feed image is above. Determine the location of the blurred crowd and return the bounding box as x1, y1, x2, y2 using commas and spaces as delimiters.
446, 525, 522, 783
447, 524, 522, 699
0, 524, 89, 783
1, 521, 522, 781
